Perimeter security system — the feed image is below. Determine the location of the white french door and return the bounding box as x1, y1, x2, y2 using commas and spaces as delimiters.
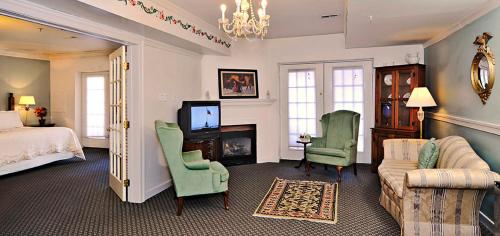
280, 63, 324, 160
280, 61, 374, 163
109, 46, 129, 201
324, 61, 373, 163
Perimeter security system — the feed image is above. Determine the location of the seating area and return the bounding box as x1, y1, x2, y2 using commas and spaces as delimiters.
379, 136, 497, 235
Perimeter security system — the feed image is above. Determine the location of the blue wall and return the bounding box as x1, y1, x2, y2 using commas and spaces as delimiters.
425, 7, 500, 219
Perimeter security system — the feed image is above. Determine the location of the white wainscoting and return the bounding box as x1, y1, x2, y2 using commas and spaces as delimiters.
427, 112, 500, 136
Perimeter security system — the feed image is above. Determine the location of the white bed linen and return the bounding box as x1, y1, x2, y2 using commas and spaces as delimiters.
0, 127, 85, 174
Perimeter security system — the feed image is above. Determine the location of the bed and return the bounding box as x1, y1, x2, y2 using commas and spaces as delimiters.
0, 99, 85, 176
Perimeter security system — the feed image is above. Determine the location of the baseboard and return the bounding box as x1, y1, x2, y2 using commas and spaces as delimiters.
480, 211, 495, 234
144, 179, 173, 201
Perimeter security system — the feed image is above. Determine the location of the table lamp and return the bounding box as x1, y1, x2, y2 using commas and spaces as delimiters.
406, 87, 436, 139
19, 96, 36, 124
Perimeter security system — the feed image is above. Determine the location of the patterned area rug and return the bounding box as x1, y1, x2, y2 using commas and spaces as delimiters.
253, 178, 339, 224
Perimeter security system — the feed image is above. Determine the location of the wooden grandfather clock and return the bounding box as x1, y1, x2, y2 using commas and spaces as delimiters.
371, 64, 425, 172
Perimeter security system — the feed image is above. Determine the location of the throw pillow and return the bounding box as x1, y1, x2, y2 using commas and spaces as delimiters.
418, 138, 440, 169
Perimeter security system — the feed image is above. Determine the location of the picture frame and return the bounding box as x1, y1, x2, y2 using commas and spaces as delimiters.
218, 69, 259, 99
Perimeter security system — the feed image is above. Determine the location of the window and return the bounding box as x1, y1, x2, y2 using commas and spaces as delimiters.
84, 73, 107, 138
332, 68, 364, 152
288, 70, 317, 149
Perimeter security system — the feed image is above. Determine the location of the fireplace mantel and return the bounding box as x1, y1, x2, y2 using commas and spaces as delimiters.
220, 99, 276, 107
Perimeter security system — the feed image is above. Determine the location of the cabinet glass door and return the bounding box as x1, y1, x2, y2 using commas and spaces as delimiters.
395, 70, 413, 129
378, 71, 393, 128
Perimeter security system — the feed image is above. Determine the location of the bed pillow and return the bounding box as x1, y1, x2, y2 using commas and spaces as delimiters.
0, 111, 24, 130
418, 138, 440, 169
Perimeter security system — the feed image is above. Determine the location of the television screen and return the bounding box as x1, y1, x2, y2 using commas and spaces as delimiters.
191, 106, 220, 131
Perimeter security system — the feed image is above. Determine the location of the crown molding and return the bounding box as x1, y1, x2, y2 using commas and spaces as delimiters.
47, 50, 114, 60
424, 1, 500, 48
0, 50, 50, 60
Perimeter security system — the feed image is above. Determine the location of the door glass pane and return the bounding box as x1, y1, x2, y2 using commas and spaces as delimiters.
379, 71, 393, 128
86, 75, 106, 138
288, 70, 317, 149
332, 68, 364, 152
397, 71, 412, 128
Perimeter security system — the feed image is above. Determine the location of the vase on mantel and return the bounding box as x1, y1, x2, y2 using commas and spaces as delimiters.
39, 118, 46, 126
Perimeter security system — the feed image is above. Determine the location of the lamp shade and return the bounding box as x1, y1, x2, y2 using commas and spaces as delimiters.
406, 87, 437, 107
19, 96, 36, 105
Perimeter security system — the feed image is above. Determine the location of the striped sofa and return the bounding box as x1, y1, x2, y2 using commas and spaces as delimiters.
378, 136, 498, 235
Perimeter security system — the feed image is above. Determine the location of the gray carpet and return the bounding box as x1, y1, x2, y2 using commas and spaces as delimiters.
0, 148, 492, 235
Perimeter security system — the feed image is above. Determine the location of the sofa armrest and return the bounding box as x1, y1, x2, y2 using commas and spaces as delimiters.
182, 150, 204, 162
184, 160, 210, 170
310, 137, 326, 148
383, 139, 427, 161
405, 169, 497, 189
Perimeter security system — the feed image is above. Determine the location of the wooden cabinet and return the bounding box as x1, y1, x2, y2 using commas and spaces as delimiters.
371, 64, 424, 172
183, 137, 220, 161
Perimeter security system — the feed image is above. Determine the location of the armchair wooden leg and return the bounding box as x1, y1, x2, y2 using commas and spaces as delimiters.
176, 197, 184, 216
306, 161, 311, 176
223, 191, 229, 210
353, 163, 357, 176
336, 166, 343, 182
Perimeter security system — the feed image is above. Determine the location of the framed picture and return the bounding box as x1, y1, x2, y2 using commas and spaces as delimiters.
218, 69, 259, 99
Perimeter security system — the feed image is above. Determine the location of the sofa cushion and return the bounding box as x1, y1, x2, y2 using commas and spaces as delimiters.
210, 161, 229, 182
378, 160, 418, 197
306, 147, 346, 158
436, 136, 490, 170
417, 138, 439, 169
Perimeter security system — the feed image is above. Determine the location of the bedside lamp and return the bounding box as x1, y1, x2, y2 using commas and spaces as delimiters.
19, 96, 36, 111
19, 96, 36, 124
406, 87, 436, 139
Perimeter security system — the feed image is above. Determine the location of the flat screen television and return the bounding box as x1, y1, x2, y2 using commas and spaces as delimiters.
178, 101, 221, 138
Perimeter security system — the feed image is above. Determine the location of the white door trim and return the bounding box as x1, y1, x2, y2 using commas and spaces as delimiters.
279, 63, 324, 160
0, 0, 145, 203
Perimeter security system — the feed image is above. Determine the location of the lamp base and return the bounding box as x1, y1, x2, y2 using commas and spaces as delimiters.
417, 107, 424, 139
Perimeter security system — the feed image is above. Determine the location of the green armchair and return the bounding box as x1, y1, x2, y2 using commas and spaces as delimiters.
155, 120, 229, 216
306, 110, 360, 182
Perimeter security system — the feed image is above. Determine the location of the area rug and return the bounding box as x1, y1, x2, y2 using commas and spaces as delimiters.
253, 178, 339, 224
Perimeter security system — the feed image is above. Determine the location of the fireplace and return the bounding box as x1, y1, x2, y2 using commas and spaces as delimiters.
220, 124, 256, 166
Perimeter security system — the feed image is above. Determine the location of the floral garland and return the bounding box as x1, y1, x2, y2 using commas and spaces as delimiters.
118, 0, 231, 48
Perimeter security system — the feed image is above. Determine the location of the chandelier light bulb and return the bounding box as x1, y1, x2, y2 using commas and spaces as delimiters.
261, 0, 267, 9
220, 4, 227, 20
241, 0, 250, 11
258, 8, 264, 19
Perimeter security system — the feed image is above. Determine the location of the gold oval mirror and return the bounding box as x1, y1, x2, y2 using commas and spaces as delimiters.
471, 32, 495, 104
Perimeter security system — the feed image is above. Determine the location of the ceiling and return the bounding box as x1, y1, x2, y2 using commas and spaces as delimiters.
167, 0, 345, 39
0, 15, 121, 57
167, 0, 498, 48
345, 0, 494, 48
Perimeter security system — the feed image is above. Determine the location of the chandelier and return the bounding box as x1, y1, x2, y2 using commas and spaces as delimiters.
218, 0, 270, 40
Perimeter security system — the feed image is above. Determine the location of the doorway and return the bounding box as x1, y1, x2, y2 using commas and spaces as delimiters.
280, 60, 374, 163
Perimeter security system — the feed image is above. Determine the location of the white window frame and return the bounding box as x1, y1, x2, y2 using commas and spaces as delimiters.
81, 71, 109, 148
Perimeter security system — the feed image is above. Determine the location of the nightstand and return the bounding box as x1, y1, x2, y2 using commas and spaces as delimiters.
27, 123, 56, 127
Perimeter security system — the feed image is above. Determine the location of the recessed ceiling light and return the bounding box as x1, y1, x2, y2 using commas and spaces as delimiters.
321, 14, 338, 19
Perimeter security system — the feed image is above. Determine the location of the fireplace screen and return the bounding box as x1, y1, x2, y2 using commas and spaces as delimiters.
223, 137, 251, 157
